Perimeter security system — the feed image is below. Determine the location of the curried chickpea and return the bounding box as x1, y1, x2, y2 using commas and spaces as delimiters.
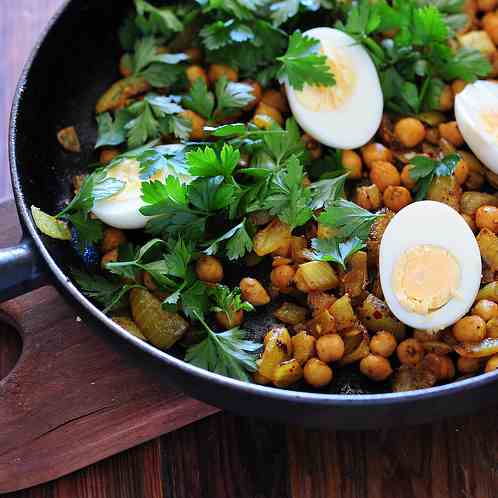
452, 315, 487, 342
215, 310, 244, 329
457, 356, 481, 374
261, 89, 289, 113
316, 334, 345, 363
270, 265, 296, 291
253, 102, 284, 128
370, 161, 401, 192
208, 64, 238, 83
401, 165, 417, 190
239, 277, 271, 306
472, 299, 498, 321
185, 65, 209, 87
196, 256, 224, 283
180, 110, 206, 140
101, 249, 118, 270
361, 143, 393, 168
341, 150, 363, 179
242, 80, 262, 111
394, 118, 426, 148
383, 186, 412, 212
397, 338, 425, 366
100, 148, 119, 165
370, 331, 397, 357
462, 214, 477, 232
454, 159, 469, 186
303, 358, 333, 388
292, 331, 316, 365
451, 79, 468, 95
302, 133, 323, 160
478, 0, 498, 12
438, 85, 455, 112
476, 205, 498, 233
354, 184, 383, 211
483, 11, 498, 44
101, 227, 126, 253
485, 354, 498, 373
438, 122, 464, 147
425, 127, 440, 145
487, 318, 498, 338
360, 354, 393, 381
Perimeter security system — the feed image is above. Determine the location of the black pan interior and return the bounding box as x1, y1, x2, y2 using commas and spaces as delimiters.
12, 0, 389, 395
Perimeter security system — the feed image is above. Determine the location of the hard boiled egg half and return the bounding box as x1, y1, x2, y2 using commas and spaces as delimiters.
455, 80, 498, 174
379, 201, 482, 331
284, 27, 383, 149
92, 158, 191, 230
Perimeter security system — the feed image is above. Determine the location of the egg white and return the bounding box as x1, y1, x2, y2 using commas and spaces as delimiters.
379, 201, 482, 331
285, 27, 383, 150
455, 80, 498, 175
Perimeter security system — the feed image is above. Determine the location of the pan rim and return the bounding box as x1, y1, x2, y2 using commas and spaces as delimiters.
8, 0, 498, 407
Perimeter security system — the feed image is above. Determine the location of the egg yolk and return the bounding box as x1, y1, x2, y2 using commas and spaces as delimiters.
296, 45, 356, 111
481, 111, 498, 141
392, 245, 461, 315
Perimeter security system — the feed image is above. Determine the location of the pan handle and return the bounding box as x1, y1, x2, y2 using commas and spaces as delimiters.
0, 238, 47, 303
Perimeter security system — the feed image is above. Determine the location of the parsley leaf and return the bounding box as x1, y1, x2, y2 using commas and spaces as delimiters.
215, 76, 255, 116
440, 47, 492, 82
183, 78, 215, 119
318, 199, 382, 241
200, 19, 255, 50
203, 219, 254, 260
185, 312, 261, 382
186, 144, 240, 178
277, 30, 335, 91
208, 285, 254, 322
95, 110, 131, 148
409, 153, 460, 200
309, 173, 349, 210
135, 0, 184, 35
307, 237, 365, 270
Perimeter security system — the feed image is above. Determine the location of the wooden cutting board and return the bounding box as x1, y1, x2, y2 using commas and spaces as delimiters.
0, 201, 219, 494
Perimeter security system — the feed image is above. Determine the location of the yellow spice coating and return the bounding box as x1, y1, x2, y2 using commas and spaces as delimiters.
392, 244, 461, 315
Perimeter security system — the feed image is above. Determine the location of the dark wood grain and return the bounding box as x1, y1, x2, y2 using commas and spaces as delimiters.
2, 3, 498, 498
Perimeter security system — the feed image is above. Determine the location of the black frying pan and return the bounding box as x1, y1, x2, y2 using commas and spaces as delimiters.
2, 0, 498, 430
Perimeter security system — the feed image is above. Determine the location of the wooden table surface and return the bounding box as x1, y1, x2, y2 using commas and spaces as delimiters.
1, 2, 498, 497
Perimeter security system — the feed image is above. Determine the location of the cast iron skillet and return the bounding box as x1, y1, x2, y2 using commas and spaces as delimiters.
2, 0, 497, 430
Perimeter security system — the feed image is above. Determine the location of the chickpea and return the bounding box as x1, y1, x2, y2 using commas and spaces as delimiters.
242, 80, 262, 111
462, 214, 477, 232
101, 248, 118, 270
196, 256, 224, 283
270, 265, 295, 291
239, 277, 271, 306
425, 127, 440, 145
261, 89, 289, 113
360, 354, 393, 381
186, 65, 209, 87
180, 110, 206, 140
341, 150, 363, 179
292, 331, 316, 365
370, 331, 397, 358
316, 334, 345, 363
383, 186, 412, 212
472, 299, 498, 321
394, 118, 426, 148
476, 205, 498, 233
438, 85, 455, 112
451, 80, 468, 95
215, 310, 244, 329
401, 165, 417, 190
454, 159, 469, 186
99, 148, 119, 165
478, 0, 498, 12
302, 133, 323, 160
101, 227, 126, 253
208, 64, 238, 83
253, 102, 284, 128
485, 354, 498, 373
423, 353, 455, 381
361, 143, 393, 169
184, 47, 202, 64
354, 184, 383, 210
303, 358, 333, 388
143, 272, 158, 292
457, 356, 481, 374
487, 318, 498, 338
438, 122, 464, 147
397, 338, 425, 366
370, 161, 401, 192
452, 315, 487, 343
483, 12, 498, 45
